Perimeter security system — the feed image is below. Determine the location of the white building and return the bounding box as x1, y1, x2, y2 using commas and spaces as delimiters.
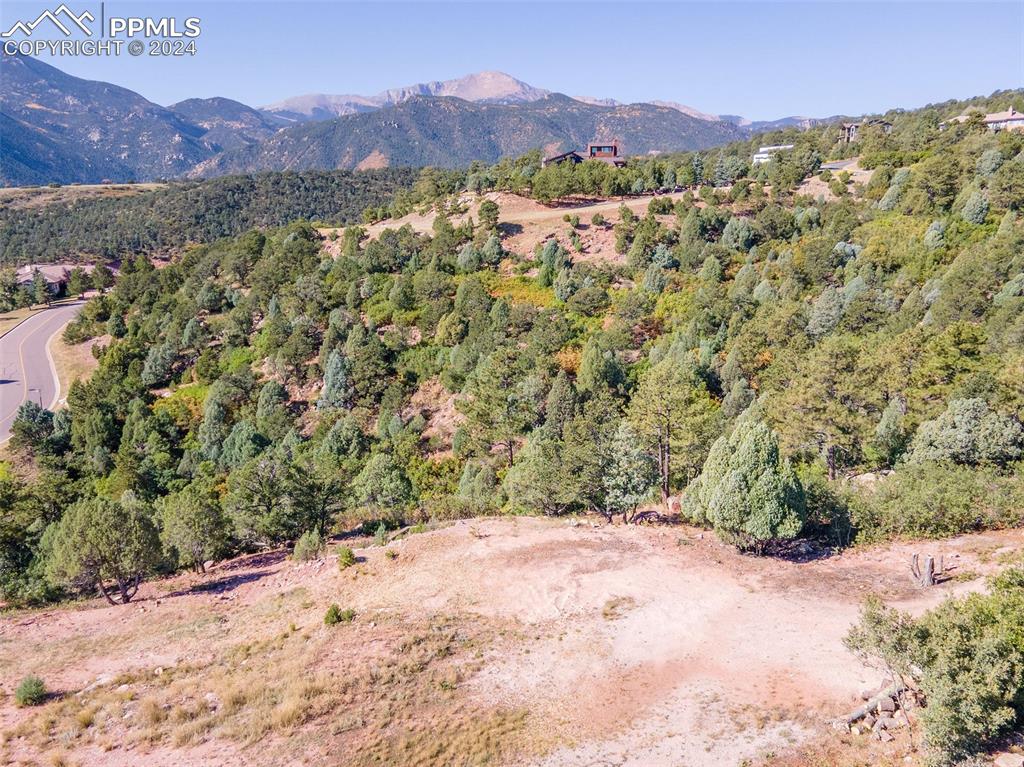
751, 144, 794, 164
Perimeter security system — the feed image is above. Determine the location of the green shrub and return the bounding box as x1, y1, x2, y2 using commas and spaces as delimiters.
336, 546, 356, 570
292, 529, 325, 562
849, 461, 1024, 543
15, 675, 46, 706
846, 570, 1024, 766
324, 604, 355, 626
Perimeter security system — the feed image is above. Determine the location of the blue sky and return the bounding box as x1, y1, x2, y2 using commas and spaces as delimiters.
3, 1, 1022, 118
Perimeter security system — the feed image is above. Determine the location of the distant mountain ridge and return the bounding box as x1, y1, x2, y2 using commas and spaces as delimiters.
192, 94, 746, 177
261, 71, 552, 123
1, 54, 215, 185
260, 70, 824, 131
0, 55, 863, 186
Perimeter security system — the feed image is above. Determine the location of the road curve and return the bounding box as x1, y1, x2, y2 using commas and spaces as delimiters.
0, 301, 84, 442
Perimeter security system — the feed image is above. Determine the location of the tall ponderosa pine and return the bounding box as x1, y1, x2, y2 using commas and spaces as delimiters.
600, 422, 657, 522
628, 357, 719, 499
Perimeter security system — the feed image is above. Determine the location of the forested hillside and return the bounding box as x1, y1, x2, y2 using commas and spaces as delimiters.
3, 89, 1024, 765
0, 168, 421, 263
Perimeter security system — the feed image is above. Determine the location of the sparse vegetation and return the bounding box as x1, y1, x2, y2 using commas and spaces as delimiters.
292, 529, 326, 562
323, 604, 355, 626
846, 569, 1024, 766
14, 675, 46, 707
337, 546, 357, 570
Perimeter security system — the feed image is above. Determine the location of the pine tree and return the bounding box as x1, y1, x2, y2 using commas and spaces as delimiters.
544, 370, 577, 437
353, 453, 412, 510
628, 357, 719, 499
46, 494, 159, 604
141, 340, 177, 387
317, 349, 352, 410
961, 191, 989, 225
156, 474, 228, 573
600, 422, 657, 522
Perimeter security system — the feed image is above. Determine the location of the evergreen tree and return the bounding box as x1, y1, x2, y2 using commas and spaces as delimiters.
352, 453, 412, 511
961, 191, 989, 225
600, 422, 657, 522
908, 398, 1023, 466
628, 357, 719, 498
140, 340, 177, 387
220, 419, 269, 469
317, 348, 352, 410
544, 370, 577, 438
45, 494, 159, 604
156, 474, 228, 573
31, 271, 50, 306
459, 348, 536, 466
91, 262, 114, 293
684, 408, 806, 553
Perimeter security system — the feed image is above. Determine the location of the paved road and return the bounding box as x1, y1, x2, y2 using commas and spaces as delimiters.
0, 301, 83, 442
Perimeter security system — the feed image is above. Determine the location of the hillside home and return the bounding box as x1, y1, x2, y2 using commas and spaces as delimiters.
15, 263, 96, 293
840, 119, 893, 143
542, 140, 627, 168
541, 150, 584, 167
940, 107, 1024, 132
751, 144, 794, 164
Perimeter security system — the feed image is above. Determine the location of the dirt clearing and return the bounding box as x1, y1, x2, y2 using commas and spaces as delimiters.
2, 518, 1016, 766
321, 191, 686, 264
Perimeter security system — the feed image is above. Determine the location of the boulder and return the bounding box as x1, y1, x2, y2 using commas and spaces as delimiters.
994, 755, 1024, 767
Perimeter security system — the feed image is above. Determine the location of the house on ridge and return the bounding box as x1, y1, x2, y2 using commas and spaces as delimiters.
543, 140, 627, 168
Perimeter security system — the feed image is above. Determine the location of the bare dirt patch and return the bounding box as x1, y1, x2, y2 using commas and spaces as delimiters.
402, 377, 463, 453
0, 183, 164, 212
797, 159, 875, 202
2, 518, 1015, 766
355, 150, 389, 171
320, 191, 684, 265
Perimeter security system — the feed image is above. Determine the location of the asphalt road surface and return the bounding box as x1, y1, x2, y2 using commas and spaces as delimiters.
0, 301, 83, 442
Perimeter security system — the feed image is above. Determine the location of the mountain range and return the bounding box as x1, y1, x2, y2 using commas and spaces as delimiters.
0, 55, 834, 186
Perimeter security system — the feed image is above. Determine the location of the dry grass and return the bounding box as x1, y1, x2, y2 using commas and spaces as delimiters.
0, 183, 164, 211
601, 595, 636, 620
757, 737, 921, 766
47, 332, 101, 405
0, 306, 43, 339
6, 613, 527, 766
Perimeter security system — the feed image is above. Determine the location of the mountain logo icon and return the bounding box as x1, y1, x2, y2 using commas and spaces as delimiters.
2, 4, 95, 38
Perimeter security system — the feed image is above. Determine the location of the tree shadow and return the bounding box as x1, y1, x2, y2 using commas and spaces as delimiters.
768, 538, 837, 563
166, 570, 273, 598
498, 222, 523, 237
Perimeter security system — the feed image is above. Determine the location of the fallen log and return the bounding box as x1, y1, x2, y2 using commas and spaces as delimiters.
840, 681, 907, 725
